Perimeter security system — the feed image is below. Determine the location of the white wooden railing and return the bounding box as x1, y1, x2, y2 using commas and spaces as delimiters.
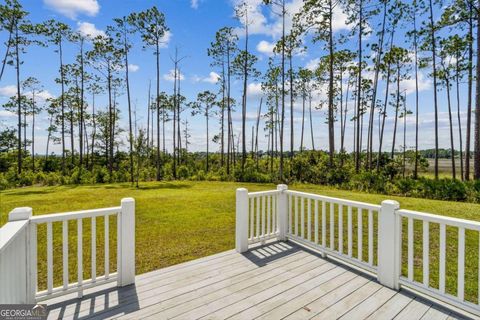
235, 185, 480, 317
0, 198, 135, 304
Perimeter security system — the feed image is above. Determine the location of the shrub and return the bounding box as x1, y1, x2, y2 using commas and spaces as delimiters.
177, 165, 190, 180
45, 172, 60, 186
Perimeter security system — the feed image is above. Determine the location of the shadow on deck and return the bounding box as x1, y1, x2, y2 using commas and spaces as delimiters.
45, 241, 472, 320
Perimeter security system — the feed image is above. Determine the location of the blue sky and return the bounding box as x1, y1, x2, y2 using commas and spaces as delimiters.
0, 0, 470, 155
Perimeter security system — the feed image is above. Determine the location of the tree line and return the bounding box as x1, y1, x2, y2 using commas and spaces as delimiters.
1, 0, 480, 189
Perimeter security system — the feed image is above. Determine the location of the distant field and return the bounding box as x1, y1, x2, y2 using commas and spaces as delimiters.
415, 158, 473, 179
2, 181, 480, 301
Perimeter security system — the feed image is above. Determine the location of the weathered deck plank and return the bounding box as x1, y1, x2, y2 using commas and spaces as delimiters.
45, 241, 467, 320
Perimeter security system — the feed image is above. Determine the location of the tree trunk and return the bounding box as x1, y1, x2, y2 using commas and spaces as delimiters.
413, 9, 419, 179
456, 52, 464, 180
446, 76, 456, 179
221, 62, 226, 167
173, 62, 178, 178
355, 0, 363, 172
309, 92, 315, 151
0, 19, 13, 82
377, 32, 394, 170
31, 92, 35, 171
327, 0, 335, 166
156, 42, 161, 181
79, 39, 84, 168
391, 67, 400, 159
15, 23, 21, 174
290, 51, 294, 159
466, 6, 473, 180
429, 0, 439, 179
59, 39, 66, 173
241, 21, 249, 174
403, 100, 407, 178
367, 1, 387, 169
300, 89, 305, 151
279, 0, 286, 180
206, 106, 209, 172
90, 93, 96, 170
124, 31, 134, 184
146, 81, 150, 156
227, 46, 232, 174
255, 98, 262, 169
107, 66, 113, 177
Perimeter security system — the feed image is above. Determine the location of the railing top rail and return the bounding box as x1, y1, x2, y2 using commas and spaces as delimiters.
0, 220, 29, 254
398, 208, 480, 231
285, 190, 381, 211
30, 206, 121, 224
247, 190, 280, 198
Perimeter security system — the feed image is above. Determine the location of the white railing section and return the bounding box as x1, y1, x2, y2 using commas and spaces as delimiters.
0, 198, 135, 304
284, 190, 382, 274
236, 185, 285, 252
397, 209, 480, 316
0, 208, 31, 304
235, 185, 480, 317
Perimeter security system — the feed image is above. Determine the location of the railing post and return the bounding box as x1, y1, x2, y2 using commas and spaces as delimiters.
236, 188, 249, 253
119, 198, 135, 287
7, 207, 35, 303
378, 200, 400, 290
277, 184, 288, 241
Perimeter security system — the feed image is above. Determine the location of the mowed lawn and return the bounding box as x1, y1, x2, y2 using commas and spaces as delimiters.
2, 181, 480, 301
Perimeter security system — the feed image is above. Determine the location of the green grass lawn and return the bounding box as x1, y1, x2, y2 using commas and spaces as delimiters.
1, 181, 480, 302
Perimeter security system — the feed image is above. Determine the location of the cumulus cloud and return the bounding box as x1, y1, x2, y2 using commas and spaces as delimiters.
233, 0, 349, 39
160, 31, 172, 48
77, 21, 105, 39
44, 0, 100, 19
256, 40, 275, 55
128, 64, 139, 72
163, 69, 185, 82
0, 110, 15, 118
247, 82, 263, 97
203, 72, 221, 84
31, 90, 54, 101
401, 71, 432, 95
0, 85, 16, 97
305, 58, 320, 71
0, 85, 54, 101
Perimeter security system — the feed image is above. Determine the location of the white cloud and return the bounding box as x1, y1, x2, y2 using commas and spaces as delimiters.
0, 110, 15, 118
128, 64, 139, 72
0, 85, 54, 101
233, 0, 349, 39
44, 0, 99, 20
0, 85, 17, 97
256, 40, 275, 55
191, 0, 199, 9
305, 58, 320, 71
163, 69, 185, 82
160, 31, 172, 48
401, 71, 432, 95
247, 82, 263, 97
203, 72, 220, 84
29, 90, 54, 101
77, 21, 105, 39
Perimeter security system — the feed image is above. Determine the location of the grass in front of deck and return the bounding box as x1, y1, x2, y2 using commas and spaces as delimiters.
1, 181, 480, 302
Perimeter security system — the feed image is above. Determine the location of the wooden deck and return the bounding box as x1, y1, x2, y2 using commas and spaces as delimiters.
45, 241, 470, 320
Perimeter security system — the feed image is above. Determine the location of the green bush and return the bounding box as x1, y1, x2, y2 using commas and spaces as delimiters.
45, 172, 60, 186
177, 165, 190, 180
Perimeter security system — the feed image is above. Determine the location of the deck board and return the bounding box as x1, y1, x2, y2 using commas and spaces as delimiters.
45, 241, 471, 320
